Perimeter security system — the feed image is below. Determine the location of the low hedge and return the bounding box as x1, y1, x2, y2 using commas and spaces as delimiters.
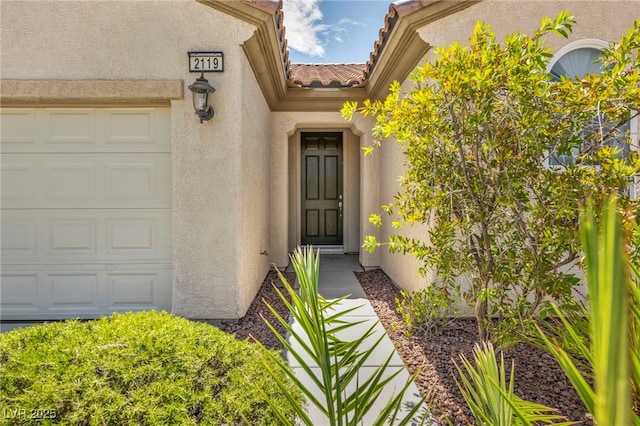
0, 311, 301, 425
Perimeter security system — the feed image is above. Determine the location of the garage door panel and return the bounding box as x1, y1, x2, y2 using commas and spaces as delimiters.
1, 266, 172, 320
0, 274, 39, 310
109, 220, 154, 251
106, 268, 171, 311
49, 219, 97, 254
108, 274, 158, 306
47, 163, 96, 199
47, 110, 96, 144
1, 215, 37, 256
1, 154, 171, 209
1, 162, 37, 202
105, 160, 166, 201
1, 107, 172, 320
0, 110, 36, 144
0, 108, 170, 153
49, 274, 98, 306
106, 110, 159, 144
2, 209, 171, 262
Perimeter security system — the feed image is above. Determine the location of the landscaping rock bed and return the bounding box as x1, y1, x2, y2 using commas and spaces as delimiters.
222, 269, 294, 351
226, 267, 593, 425
356, 268, 593, 426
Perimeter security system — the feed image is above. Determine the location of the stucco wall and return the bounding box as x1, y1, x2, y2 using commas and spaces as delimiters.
418, 1, 639, 54
344, 129, 362, 254
1, 0, 268, 319
237, 52, 272, 317
375, 127, 436, 292
373, 0, 639, 295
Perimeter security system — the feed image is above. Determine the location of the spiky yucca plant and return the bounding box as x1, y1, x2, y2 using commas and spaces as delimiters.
537, 197, 640, 425
455, 342, 571, 425
254, 247, 427, 426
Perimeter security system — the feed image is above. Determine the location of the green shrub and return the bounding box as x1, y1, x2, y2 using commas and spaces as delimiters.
456, 197, 639, 425
395, 286, 458, 338
0, 311, 301, 425
536, 197, 640, 425
344, 12, 640, 344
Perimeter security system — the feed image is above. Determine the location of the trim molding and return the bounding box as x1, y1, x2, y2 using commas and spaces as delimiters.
367, 1, 480, 100
200, 0, 289, 110
547, 38, 610, 72
0, 80, 184, 105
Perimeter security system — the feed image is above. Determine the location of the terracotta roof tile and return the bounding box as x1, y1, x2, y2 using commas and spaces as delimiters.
392, 0, 440, 16
289, 63, 367, 88
363, 1, 438, 80
363, 4, 400, 81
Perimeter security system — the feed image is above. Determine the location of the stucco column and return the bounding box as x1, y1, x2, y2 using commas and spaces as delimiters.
171, 88, 243, 320
352, 116, 380, 268
270, 115, 296, 268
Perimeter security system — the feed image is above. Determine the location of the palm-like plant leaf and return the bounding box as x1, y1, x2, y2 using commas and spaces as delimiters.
456, 341, 571, 425
537, 196, 639, 425
254, 246, 428, 425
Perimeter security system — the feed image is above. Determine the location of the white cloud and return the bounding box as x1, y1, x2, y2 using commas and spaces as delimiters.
337, 18, 363, 27
282, 0, 327, 57
330, 18, 363, 44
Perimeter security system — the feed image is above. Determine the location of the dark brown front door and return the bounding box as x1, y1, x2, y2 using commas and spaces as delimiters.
301, 132, 343, 245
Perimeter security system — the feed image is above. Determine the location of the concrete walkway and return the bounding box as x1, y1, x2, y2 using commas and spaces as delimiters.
286, 254, 432, 425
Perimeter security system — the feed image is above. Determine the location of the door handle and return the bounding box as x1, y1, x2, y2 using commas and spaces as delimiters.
338, 201, 343, 217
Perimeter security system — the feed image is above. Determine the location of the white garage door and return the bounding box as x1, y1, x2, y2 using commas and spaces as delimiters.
1, 108, 172, 320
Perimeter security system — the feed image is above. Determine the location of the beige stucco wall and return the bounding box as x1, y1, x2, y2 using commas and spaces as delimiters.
1, 0, 271, 319
374, 127, 436, 292
372, 0, 639, 296
237, 55, 272, 316
418, 1, 639, 54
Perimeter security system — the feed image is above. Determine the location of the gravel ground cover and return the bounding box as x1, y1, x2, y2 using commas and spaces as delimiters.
356, 268, 593, 426
223, 267, 592, 425
222, 269, 294, 351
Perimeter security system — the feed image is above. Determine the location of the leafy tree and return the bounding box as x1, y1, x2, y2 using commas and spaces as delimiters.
342, 13, 640, 342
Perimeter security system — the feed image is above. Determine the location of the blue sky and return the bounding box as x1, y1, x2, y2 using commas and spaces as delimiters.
282, 0, 393, 64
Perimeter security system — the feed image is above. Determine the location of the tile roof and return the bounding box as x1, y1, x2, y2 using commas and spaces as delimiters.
244, 0, 435, 88
363, 3, 400, 82
288, 64, 367, 88
242, 0, 280, 14
363, 0, 438, 81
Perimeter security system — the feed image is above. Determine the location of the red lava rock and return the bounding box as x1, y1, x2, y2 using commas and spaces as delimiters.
222, 269, 294, 352
355, 269, 594, 426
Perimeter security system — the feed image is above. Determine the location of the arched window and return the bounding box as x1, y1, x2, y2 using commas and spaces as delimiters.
548, 40, 632, 166
550, 47, 604, 81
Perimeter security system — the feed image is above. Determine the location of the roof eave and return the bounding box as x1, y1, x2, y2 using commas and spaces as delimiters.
275, 87, 368, 112
198, 0, 289, 110
366, 0, 481, 101
242, 28, 289, 109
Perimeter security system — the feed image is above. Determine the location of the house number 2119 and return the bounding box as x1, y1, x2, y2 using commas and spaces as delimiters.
188, 52, 223, 72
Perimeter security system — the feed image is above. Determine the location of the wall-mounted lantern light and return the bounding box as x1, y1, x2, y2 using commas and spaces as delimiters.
188, 73, 215, 123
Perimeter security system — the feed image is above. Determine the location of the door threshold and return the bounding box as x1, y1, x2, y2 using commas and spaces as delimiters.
314, 245, 344, 254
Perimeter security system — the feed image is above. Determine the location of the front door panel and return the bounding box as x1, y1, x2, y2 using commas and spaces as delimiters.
301, 132, 343, 245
